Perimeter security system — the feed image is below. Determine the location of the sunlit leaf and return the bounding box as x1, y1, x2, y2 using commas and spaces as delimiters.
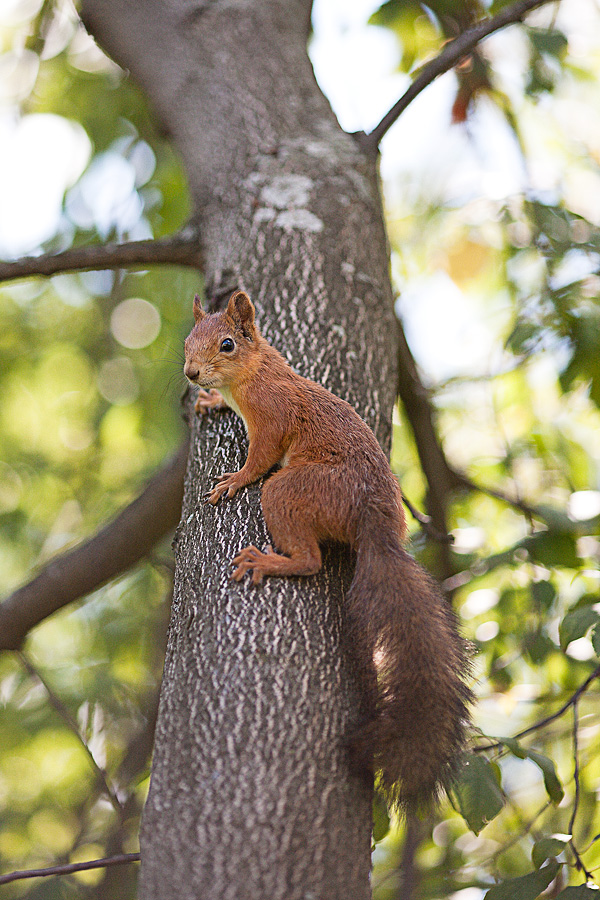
484, 861, 560, 900
453, 755, 504, 835
522, 532, 580, 570
532, 835, 570, 869
559, 607, 600, 650
526, 751, 564, 805
555, 887, 600, 898
526, 27, 569, 59
372, 791, 390, 843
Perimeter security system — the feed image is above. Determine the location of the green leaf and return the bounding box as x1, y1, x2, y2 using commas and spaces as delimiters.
507, 319, 540, 354
500, 742, 564, 803
556, 887, 600, 898
526, 751, 565, 804
522, 532, 580, 569
531, 580, 556, 610
559, 607, 600, 650
592, 623, 600, 658
527, 27, 569, 59
369, 0, 419, 28
484, 861, 559, 900
523, 629, 555, 665
372, 791, 390, 843
453, 755, 504, 835
535, 505, 582, 533
502, 737, 527, 759
532, 835, 570, 869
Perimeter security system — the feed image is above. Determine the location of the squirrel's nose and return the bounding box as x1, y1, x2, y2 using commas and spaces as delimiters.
184, 363, 199, 381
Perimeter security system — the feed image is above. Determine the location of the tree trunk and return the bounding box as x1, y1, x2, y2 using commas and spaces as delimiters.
81, 1, 398, 897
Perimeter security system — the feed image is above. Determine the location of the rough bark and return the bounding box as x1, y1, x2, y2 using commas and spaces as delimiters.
81, 1, 398, 897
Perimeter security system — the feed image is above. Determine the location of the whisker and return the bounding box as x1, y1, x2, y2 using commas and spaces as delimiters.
159, 372, 188, 403
155, 338, 185, 363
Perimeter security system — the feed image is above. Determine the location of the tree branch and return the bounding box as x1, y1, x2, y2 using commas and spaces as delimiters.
474, 663, 600, 753
395, 317, 462, 576
401, 493, 453, 544
567, 699, 593, 881
0, 228, 202, 283
367, 0, 558, 148
0, 853, 141, 886
452, 470, 538, 520
0, 440, 188, 650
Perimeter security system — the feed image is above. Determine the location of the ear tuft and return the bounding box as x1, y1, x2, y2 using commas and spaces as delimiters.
226, 291, 255, 330
193, 293, 206, 323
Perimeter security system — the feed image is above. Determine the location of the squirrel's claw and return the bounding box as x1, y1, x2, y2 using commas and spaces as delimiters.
207, 471, 239, 504
231, 545, 267, 583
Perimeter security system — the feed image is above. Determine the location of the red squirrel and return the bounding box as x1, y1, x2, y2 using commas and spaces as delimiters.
184, 289, 472, 810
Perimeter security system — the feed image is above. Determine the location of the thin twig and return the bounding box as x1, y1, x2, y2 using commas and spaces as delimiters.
453, 470, 540, 520
580, 833, 600, 856
568, 700, 581, 840
401, 493, 454, 544
0, 228, 202, 283
0, 853, 140, 886
568, 700, 594, 881
508, 664, 600, 743
488, 800, 553, 864
367, 0, 557, 148
474, 664, 600, 753
17, 652, 123, 814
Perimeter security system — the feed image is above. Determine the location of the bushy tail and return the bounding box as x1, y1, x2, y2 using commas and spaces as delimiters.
346, 516, 473, 812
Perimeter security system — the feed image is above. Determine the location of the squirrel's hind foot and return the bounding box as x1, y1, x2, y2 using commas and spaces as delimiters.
231, 544, 276, 584
231, 542, 321, 583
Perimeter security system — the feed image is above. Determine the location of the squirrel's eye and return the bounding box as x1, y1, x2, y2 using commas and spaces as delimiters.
220, 338, 235, 353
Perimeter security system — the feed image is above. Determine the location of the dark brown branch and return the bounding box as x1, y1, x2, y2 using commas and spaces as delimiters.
0, 853, 141, 886
0, 440, 189, 650
0, 229, 202, 283
368, 0, 557, 148
395, 317, 462, 576
397, 814, 425, 900
401, 493, 453, 544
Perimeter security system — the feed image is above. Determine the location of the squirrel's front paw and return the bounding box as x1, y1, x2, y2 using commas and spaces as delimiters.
195, 388, 226, 416
206, 472, 241, 504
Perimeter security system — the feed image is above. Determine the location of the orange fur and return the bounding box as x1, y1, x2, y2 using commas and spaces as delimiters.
184, 291, 472, 810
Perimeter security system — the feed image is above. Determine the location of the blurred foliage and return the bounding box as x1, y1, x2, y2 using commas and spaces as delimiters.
0, 2, 197, 897
1, 1, 600, 899
378, 2, 600, 898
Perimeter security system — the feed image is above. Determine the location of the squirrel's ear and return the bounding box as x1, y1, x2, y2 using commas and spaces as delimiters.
193, 293, 206, 323
227, 291, 255, 329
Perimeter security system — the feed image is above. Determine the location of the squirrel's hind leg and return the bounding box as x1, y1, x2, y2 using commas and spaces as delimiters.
231, 467, 325, 584
231, 540, 321, 584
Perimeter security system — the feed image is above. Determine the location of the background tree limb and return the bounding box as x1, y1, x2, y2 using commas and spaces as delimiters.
396, 316, 462, 575
0, 854, 141, 887
0, 229, 202, 283
0, 440, 188, 650
367, 0, 559, 149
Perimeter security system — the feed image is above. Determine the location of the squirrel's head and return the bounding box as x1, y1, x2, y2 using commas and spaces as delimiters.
183, 290, 260, 389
